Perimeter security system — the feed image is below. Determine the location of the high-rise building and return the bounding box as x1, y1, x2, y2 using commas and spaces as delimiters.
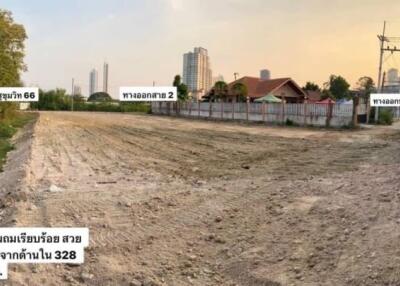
212, 74, 224, 86
260, 69, 271, 80
89, 69, 98, 96
182, 47, 212, 100
387, 68, 399, 85
73, 85, 82, 96
103, 62, 109, 93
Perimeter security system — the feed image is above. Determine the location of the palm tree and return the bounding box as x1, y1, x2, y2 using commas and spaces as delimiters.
213, 81, 228, 101
232, 82, 248, 102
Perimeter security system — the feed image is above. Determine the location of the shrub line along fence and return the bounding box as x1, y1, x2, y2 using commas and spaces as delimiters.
152, 101, 367, 127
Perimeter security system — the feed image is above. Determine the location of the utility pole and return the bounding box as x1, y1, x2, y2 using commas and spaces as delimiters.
71, 78, 74, 112
234, 72, 239, 80
374, 21, 400, 123
375, 21, 386, 123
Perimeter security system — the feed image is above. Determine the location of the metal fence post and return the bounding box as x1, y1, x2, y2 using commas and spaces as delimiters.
209, 101, 212, 118
262, 102, 266, 122
283, 98, 286, 123
221, 101, 224, 119
326, 102, 333, 127
246, 100, 249, 121
352, 97, 359, 127
232, 101, 235, 120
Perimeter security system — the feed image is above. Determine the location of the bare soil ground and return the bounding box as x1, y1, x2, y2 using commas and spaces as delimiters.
2, 111, 400, 286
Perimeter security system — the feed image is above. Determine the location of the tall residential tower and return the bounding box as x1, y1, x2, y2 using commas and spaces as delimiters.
103, 62, 109, 93
182, 47, 212, 100
387, 68, 399, 85
89, 69, 98, 96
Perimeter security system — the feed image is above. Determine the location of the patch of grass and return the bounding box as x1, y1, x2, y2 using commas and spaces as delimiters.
0, 139, 13, 171
0, 123, 16, 138
0, 112, 35, 171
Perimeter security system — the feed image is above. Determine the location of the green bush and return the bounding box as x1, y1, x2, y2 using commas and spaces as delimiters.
378, 109, 393, 125
0, 122, 16, 138
0, 138, 13, 171
0, 112, 35, 171
285, 119, 294, 126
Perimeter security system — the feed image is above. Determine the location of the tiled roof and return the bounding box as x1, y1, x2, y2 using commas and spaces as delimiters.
227, 77, 305, 98
305, 90, 322, 102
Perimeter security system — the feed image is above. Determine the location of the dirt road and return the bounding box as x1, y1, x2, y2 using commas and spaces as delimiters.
4, 111, 400, 285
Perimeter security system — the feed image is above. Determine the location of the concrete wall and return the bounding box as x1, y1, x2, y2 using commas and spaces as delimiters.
152, 102, 357, 127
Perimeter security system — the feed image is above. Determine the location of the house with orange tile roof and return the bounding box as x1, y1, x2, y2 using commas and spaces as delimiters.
224, 76, 306, 103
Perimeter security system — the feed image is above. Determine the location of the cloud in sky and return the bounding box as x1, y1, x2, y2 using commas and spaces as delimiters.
2, 0, 400, 97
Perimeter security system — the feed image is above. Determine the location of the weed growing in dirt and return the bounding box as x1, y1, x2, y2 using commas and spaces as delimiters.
0, 113, 35, 171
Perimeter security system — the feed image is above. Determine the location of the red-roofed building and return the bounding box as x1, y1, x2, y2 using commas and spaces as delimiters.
304, 90, 323, 103
225, 76, 306, 103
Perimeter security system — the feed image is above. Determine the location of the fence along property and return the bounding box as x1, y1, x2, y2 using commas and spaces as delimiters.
152, 101, 367, 127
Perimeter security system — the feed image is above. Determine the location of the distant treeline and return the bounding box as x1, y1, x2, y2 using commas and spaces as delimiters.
31, 89, 151, 113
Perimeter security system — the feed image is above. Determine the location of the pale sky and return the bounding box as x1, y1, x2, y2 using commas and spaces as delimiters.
2, 0, 400, 97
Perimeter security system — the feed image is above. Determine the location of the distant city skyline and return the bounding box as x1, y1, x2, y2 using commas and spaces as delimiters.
3, 0, 400, 98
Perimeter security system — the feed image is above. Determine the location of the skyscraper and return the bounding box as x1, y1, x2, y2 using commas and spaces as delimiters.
260, 69, 271, 80
89, 69, 98, 96
182, 47, 212, 100
103, 62, 109, 93
212, 74, 224, 86
387, 68, 399, 85
73, 85, 82, 96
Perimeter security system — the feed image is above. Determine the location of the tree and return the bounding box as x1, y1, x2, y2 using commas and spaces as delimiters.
213, 81, 228, 101
88, 92, 112, 102
232, 82, 248, 102
324, 75, 350, 100
173, 75, 188, 101
31, 89, 71, 110
0, 10, 27, 87
303, 82, 320, 91
321, 89, 333, 100
73, 93, 85, 103
356, 76, 376, 123
0, 9, 27, 119
356, 76, 375, 99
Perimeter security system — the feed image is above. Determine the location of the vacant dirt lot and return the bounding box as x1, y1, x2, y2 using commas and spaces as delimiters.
2, 111, 400, 286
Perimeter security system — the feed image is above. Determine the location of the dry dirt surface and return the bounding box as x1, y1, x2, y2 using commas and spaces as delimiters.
2, 111, 400, 286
